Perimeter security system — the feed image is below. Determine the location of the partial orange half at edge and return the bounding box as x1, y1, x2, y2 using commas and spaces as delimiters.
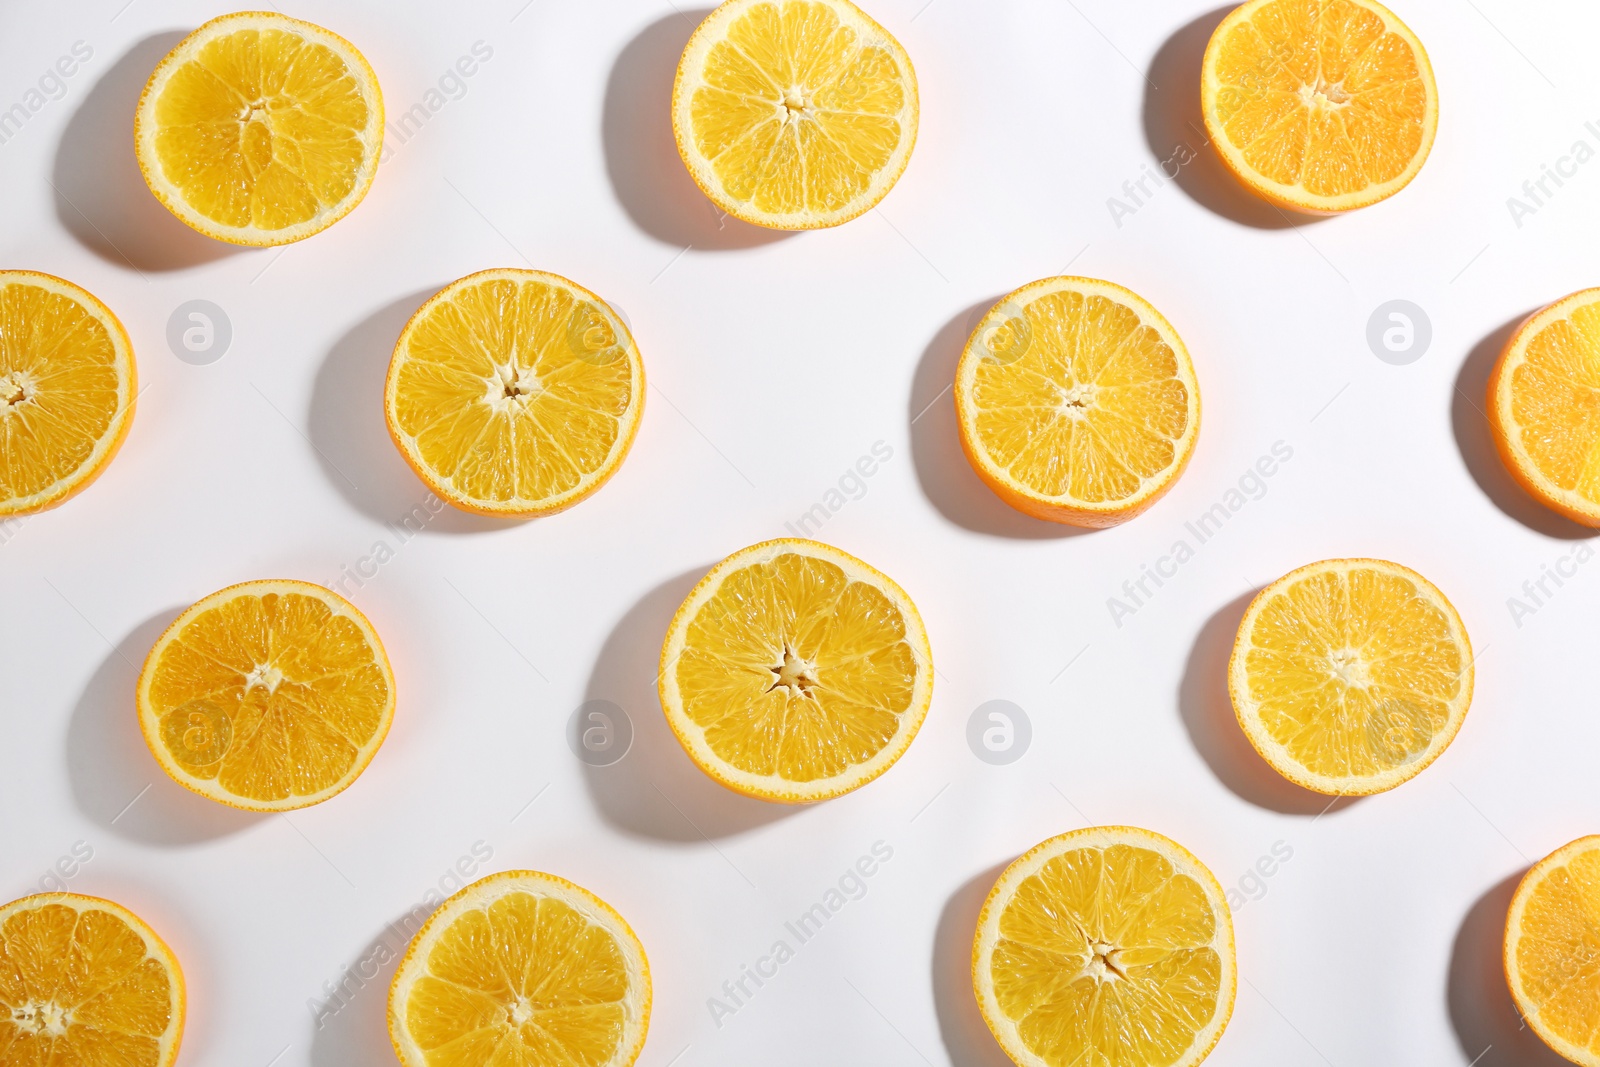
0, 271, 136, 517
973, 826, 1237, 1067
385, 269, 645, 517
388, 870, 651, 1067
1229, 558, 1473, 795
955, 277, 1201, 527
137, 579, 396, 811
659, 539, 934, 802
1201, 0, 1438, 214
672, 0, 919, 229
1489, 289, 1600, 527
1505, 836, 1600, 1066
135, 11, 384, 245
0, 892, 185, 1067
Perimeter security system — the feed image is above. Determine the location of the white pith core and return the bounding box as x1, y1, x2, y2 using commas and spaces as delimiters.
1058, 382, 1096, 419
767, 646, 819, 697
244, 661, 285, 694
1327, 648, 1371, 688
1, 371, 35, 411
12, 1000, 70, 1036
1300, 78, 1350, 109
1083, 939, 1129, 983
487, 363, 542, 410
779, 85, 813, 123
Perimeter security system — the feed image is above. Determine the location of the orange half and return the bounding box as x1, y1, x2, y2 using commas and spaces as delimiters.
1505, 836, 1600, 1066
135, 11, 384, 245
0, 893, 184, 1067
137, 579, 396, 811
0, 272, 136, 517
955, 277, 1200, 527
973, 826, 1236, 1067
1201, 0, 1438, 213
659, 539, 934, 802
388, 870, 650, 1067
1489, 289, 1600, 527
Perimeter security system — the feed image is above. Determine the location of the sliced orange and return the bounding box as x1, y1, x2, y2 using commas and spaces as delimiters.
659, 538, 933, 802
385, 269, 645, 517
1489, 289, 1600, 527
135, 11, 384, 245
1506, 836, 1600, 1066
672, 0, 918, 229
1229, 558, 1472, 795
1201, 0, 1438, 214
388, 870, 650, 1067
974, 826, 1236, 1067
0, 892, 184, 1066
955, 277, 1200, 527
137, 579, 396, 811
0, 272, 136, 517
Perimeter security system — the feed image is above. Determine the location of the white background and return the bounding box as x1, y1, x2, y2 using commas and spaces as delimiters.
2, 1, 1597, 1064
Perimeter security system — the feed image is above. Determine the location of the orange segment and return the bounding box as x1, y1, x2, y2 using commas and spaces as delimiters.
1201, 0, 1437, 213
1229, 558, 1473, 795
974, 827, 1236, 1067
137, 579, 396, 811
0, 272, 136, 517
1506, 837, 1600, 1066
659, 539, 934, 802
385, 269, 645, 517
955, 277, 1200, 527
135, 12, 383, 245
0, 893, 184, 1067
672, 0, 918, 229
1489, 289, 1600, 526
388, 871, 650, 1067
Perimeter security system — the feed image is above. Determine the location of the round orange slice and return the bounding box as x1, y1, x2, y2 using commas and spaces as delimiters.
0, 271, 136, 517
1489, 289, 1600, 527
1230, 558, 1473, 795
659, 538, 933, 802
137, 579, 396, 811
1505, 836, 1600, 1066
955, 277, 1200, 527
385, 269, 645, 517
672, 0, 918, 229
974, 826, 1236, 1067
388, 870, 650, 1067
0, 892, 184, 1066
1201, 0, 1438, 214
135, 11, 384, 245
